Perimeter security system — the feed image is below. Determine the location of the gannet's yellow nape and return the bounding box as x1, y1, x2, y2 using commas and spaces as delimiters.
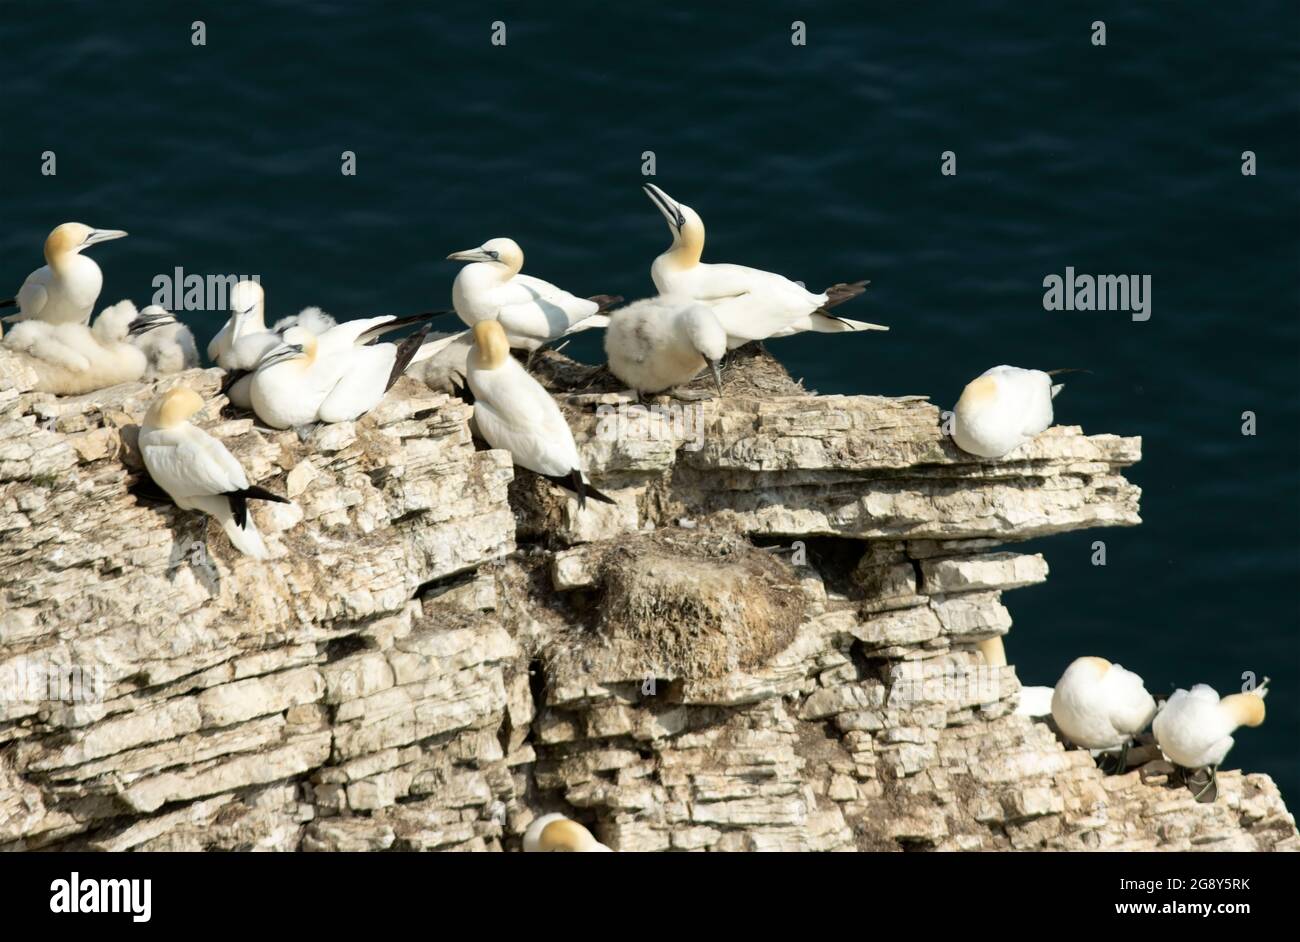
447, 237, 524, 275
471, 319, 510, 368
1221, 692, 1267, 727
44, 222, 128, 269
146, 386, 205, 429
643, 183, 705, 270
523, 813, 611, 852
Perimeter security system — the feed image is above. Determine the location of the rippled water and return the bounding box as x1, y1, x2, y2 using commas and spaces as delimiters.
2, 2, 1296, 802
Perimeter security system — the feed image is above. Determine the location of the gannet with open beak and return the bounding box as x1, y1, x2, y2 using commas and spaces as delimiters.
1153, 681, 1269, 802
1, 299, 146, 394
461, 320, 615, 508
128, 305, 199, 378
248, 313, 432, 429
448, 238, 620, 352
523, 813, 612, 852
1, 223, 128, 325
1051, 657, 1157, 773
139, 387, 290, 559
642, 183, 886, 349
604, 295, 727, 398
952, 365, 1074, 458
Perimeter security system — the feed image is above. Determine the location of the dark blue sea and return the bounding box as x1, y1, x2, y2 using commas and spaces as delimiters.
2, 2, 1297, 803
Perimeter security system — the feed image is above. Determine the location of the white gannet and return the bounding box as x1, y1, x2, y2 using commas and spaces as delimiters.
642, 183, 886, 349
1015, 686, 1056, 718
139, 387, 290, 559
604, 295, 727, 398
522, 813, 612, 852
1153, 680, 1269, 802
1, 223, 128, 326
1050, 656, 1157, 773
461, 320, 614, 508
447, 237, 620, 353
271, 305, 336, 335
208, 280, 277, 369
248, 313, 432, 429
952, 365, 1079, 458
128, 305, 199, 378
1, 299, 146, 394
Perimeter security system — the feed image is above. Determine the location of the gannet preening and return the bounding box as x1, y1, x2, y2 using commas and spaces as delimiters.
1153, 680, 1269, 802
462, 320, 615, 508
248, 313, 433, 429
128, 305, 199, 378
1, 299, 146, 394
604, 295, 727, 398
1, 223, 128, 326
139, 387, 290, 559
642, 183, 887, 349
952, 366, 1083, 458
208, 280, 276, 369
523, 813, 612, 852
447, 238, 621, 352
1050, 657, 1157, 773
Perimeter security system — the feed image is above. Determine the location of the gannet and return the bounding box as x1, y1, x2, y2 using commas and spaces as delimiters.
271, 305, 336, 335
642, 183, 886, 349
248, 313, 432, 429
1050, 657, 1157, 773
1015, 686, 1056, 718
1, 299, 146, 394
522, 813, 612, 852
208, 280, 275, 369
604, 295, 727, 398
139, 387, 290, 559
1153, 681, 1269, 802
128, 305, 199, 378
1, 223, 128, 325
447, 238, 620, 352
461, 320, 615, 508
952, 365, 1078, 458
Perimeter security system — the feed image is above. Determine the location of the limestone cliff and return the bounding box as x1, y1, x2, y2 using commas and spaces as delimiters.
1, 346, 1294, 851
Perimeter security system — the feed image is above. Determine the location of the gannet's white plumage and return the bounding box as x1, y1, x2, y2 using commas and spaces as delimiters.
128, 305, 199, 378
248, 314, 428, 429
642, 184, 886, 350
1051, 657, 1157, 753
522, 813, 611, 852
604, 295, 727, 396
465, 320, 613, 508
1015, 686, 1056, 718
271, 305, 336, 336
448, 238, 614, 351
138, 387, 289, 559
1, 299, 146, 394
209, 280, 277, 370
1153, 682, 1268, 771
952, 365, 1063, 458
2, 223, 128, 326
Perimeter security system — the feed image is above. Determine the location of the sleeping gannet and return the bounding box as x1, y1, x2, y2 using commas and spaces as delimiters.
1051, 657, 1157, 773
522, 813, 612, 852
952, 366, 1077, 458
461, 320, 615, 508
604, 295, 727, 398
1, 299, 146, 394
642, 183, 886, 349
248, 313, 432, 429
447, 238, 620, 352
128, 305, 199, 378
1153, 680, 1269, 802
1, 223, 128, 325
139, 387, 289, 559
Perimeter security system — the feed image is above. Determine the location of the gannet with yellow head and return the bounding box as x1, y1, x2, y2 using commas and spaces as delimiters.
462, 320, 615, 508
951, 365, 1069, 458
1, 223, 128, 326
1051, 656, 1157, 773
604, 294, 727, 398
522, 813, 612, 852
447, 237, 619, 353
642, 183, 886, 349
1153, 680, 1269, 802
138, 386, 290, 558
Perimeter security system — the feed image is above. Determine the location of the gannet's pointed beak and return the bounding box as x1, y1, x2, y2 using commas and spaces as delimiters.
128, 311, 177, 337
447, 247, 493, 262
643, 183, 685, 232
257, 343, 304, 369
707, 357, 723, 394
84, 229, 128, 247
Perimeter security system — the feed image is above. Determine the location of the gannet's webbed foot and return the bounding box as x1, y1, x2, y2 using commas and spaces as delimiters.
1097, 742, 1129, 775
1185, 765, 1218, 803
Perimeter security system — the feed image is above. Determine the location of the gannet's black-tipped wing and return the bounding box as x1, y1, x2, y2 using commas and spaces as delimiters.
544, 469, 616, 510
387, 325, 431, 391
224, 485, 291, 530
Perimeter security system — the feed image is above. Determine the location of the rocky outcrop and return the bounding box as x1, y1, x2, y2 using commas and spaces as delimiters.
1, 346, 1294, 851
